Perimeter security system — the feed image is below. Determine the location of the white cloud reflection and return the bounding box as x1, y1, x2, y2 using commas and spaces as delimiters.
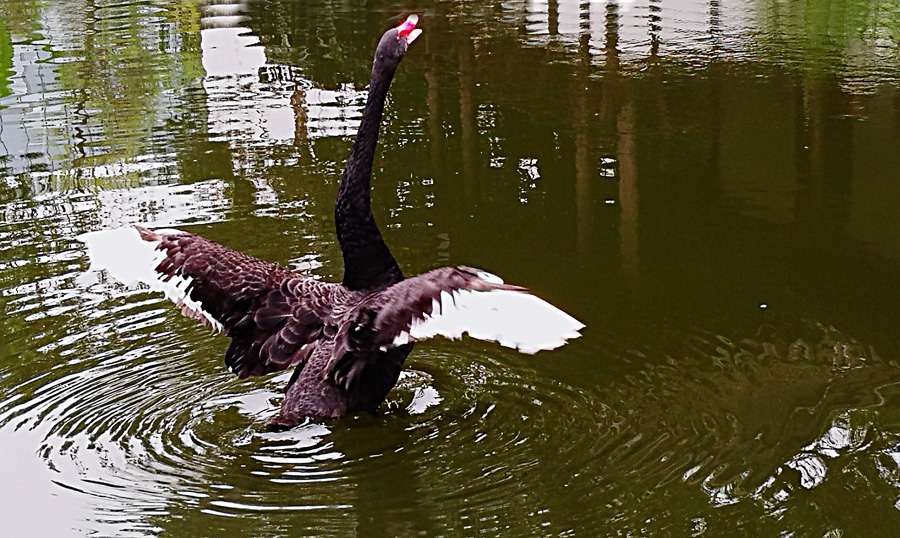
199, 3, 367, 147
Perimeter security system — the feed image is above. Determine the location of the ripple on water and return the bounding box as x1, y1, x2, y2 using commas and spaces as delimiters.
5, 222, 900, 536
2, 295, 611, 535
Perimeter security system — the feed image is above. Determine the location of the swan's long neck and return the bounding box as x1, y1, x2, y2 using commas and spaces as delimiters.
335, 49, 404, 291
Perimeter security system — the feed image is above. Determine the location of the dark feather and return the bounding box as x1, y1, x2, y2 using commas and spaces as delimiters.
326, 266, 522, 391
136, 227, 334, 379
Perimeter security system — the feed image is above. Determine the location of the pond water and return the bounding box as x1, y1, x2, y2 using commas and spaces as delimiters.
3, 0, 900, 536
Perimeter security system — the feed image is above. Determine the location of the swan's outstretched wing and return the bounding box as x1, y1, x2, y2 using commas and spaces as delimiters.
330, 266, 583, 390
375, 266, 583, 353
79, 227, 334, 378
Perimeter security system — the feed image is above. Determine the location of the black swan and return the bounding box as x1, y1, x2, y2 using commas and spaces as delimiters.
80, 14, 583, 427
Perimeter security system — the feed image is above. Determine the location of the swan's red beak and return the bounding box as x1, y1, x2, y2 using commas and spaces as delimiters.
397, 14, 422, 45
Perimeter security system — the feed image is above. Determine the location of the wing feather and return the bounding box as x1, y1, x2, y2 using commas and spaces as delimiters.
328, 266, 583, 392
365, 266, 583, 354
79, 226, 334, 378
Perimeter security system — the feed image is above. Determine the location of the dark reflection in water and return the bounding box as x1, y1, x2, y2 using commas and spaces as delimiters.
3, 0, 900, 536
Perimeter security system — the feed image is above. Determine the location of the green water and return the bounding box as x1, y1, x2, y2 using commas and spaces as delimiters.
3, 0, 900, 536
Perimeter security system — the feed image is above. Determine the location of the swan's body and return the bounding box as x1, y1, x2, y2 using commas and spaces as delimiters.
80, 15, 582, 428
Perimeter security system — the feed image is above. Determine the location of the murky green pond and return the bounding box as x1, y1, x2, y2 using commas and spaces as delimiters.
3, 0, 900, 535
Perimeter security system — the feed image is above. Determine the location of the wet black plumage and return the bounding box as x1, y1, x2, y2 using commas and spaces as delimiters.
137, 227, 514, 426
135, 17, 513, 426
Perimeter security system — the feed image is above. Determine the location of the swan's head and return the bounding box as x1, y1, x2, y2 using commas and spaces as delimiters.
375, 14, 422, 65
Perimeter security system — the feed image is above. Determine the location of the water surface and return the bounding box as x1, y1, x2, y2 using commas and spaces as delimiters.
3, 0, 900, 536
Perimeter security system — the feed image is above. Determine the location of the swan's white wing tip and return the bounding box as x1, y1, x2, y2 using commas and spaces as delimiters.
78, 227, 162, 286
475, 270, 504, 285
79, 227, 223, 333
404, 288, 583, 353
